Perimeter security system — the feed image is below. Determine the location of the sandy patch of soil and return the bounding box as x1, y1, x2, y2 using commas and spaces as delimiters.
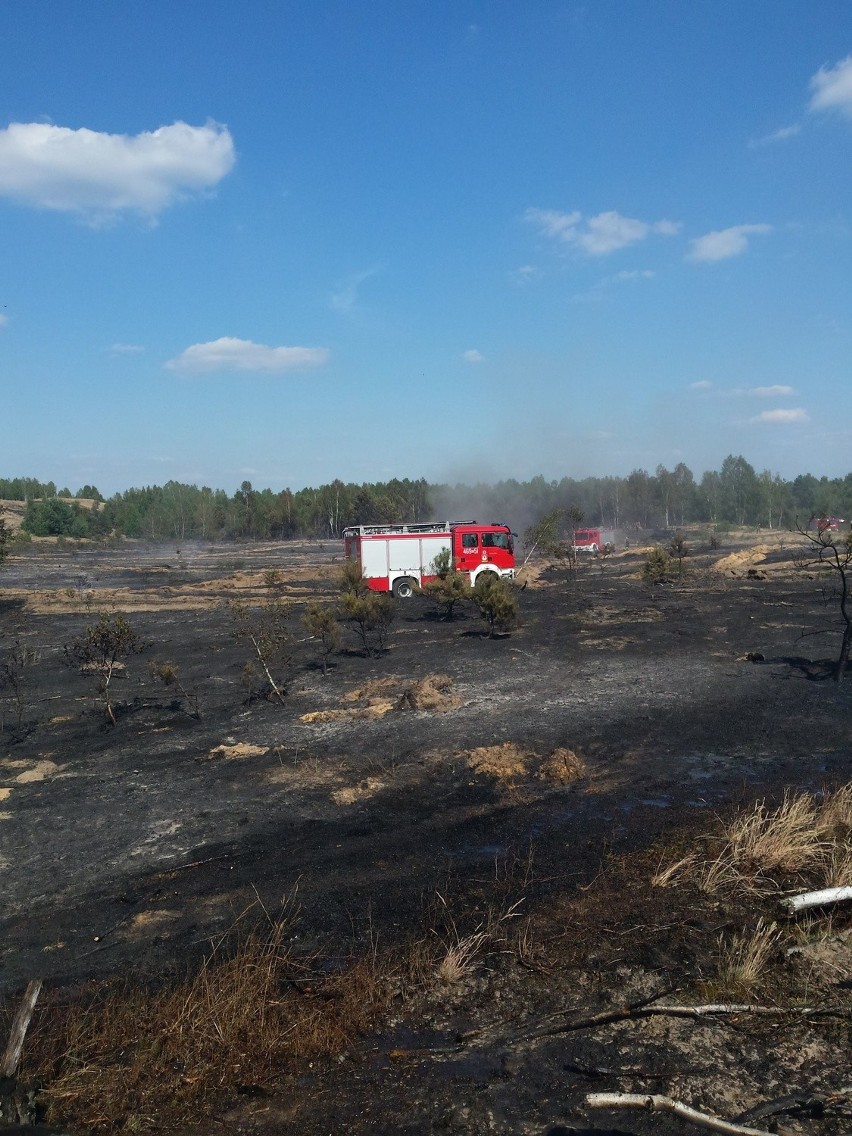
331, 777, 387, 805
713, 543, 774, 574
207, 742, 269, 760
127, 909, 182, 936
6, 759, 65, 783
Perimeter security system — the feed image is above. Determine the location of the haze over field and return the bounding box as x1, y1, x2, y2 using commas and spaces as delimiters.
1, 2, 851, 495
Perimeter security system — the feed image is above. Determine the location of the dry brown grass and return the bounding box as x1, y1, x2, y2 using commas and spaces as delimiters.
653, 784, 852, 896
20, 899, 393, 1132
431, 893, 524, 986
712, 918, 782, 997
395, 673, 460, 712
466, 742, 529, 784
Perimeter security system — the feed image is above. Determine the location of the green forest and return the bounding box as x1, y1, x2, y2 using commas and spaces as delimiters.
1, 456, 850, 543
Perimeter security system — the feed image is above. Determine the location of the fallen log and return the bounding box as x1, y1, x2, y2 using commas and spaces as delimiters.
2, 980, 43, 1079
586, 1092, 773, 1136
780, 885, 852, 914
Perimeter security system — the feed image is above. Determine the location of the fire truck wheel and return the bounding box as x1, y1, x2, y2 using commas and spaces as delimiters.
474, 570, 499, 591
392, 577, 416, 599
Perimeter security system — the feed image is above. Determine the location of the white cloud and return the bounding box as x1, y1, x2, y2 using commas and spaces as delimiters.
749, 123, 801, 148
752, 407, 809, 424
514, 264, 538, 283
330, 266, 382, 313
462, 349, 484, 364
0, 313, 7, 328
0, 120, 235, 221
809, 55, 852, 116
614, 269, 655, 282
687, 223, 772, 262
748, 384, 795, 397
109, 342, 144, 355
689, 380, 714, 390
525, 207, 680, 256
165, 337, 330, 375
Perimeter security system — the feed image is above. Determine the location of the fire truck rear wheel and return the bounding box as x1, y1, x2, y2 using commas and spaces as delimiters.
392, 578, 416, 599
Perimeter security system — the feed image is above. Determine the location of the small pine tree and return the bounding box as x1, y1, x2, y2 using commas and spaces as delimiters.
472, 576, 519, 637
149, 660, 201, 719
421, 548, 472, 620
303, 602, 343, 674
339, 558, 369, 597
642, 545, 671, 584
341, 591, 395, 655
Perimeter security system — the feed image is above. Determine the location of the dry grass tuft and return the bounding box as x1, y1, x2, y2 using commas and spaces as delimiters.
655, 786, 852, 897
466, 742, 530, 783
713, 918, 782, 997
431, 893, 524, 986
818, 783, 852, 833
651, 852, 697, 889
395, 673, 460, 712
823, 840, 852, 888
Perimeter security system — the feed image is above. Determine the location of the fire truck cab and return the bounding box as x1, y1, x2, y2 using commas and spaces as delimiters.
343, 520, 515, 598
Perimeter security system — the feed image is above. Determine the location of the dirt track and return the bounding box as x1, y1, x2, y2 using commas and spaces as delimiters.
1, 535, 850, 1134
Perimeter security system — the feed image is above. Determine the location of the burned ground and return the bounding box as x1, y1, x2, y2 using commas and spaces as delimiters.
0, 535, 850, 1135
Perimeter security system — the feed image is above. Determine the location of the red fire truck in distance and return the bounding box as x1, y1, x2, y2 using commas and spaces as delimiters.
343, 521, 515, 599
572, 527, 616, 552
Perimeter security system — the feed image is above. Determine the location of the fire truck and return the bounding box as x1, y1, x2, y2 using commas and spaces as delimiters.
343, 520, 515, 598
572, 527, 616, 552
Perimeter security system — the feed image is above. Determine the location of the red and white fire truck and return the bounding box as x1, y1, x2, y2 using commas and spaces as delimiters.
572, 527, 616, 552
343, 521, 515, 598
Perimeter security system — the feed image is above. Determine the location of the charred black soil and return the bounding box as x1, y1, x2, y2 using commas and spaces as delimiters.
1, 536, 850, 1135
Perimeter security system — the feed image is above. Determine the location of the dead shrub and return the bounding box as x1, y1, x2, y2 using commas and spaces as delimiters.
537, 747, 585, 784
395, 673, 460, 712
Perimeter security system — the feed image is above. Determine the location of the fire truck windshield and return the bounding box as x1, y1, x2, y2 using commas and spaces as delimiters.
482, 532, 511, 551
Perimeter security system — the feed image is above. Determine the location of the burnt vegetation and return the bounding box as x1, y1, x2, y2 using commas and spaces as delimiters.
1, 477, 851, 1134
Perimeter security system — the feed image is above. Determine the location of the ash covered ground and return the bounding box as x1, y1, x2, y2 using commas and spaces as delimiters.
0, 534, 850, 1135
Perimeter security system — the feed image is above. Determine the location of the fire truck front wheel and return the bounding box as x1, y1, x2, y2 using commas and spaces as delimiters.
474, 570, 499, 591
392, 577, 416, 599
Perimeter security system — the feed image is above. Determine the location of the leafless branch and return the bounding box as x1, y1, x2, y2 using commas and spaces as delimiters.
586, 1092, 774, 1135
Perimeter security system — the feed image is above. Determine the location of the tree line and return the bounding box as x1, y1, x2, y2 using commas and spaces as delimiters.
1, 456, 851, 543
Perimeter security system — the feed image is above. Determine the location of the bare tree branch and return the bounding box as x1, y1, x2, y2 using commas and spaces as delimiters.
586, 1092, 774, 1135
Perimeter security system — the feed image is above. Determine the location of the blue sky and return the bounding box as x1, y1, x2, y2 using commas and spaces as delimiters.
1, 1, 851, 497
